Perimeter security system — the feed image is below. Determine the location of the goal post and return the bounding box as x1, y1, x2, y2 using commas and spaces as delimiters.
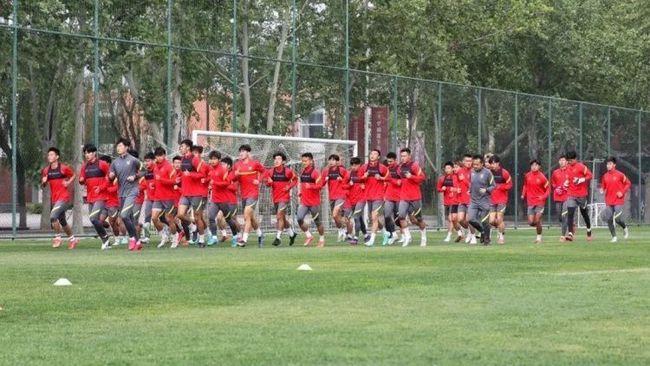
191, 130, 359, 234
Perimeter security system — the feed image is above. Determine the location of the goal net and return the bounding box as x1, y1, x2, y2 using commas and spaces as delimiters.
192, 130, 358, 234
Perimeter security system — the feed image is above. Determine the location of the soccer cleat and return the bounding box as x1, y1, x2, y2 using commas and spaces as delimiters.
231, 236, 238, 247
207, 235, 218, 246
610, 236, 618, 243
623, 227, 629, 239
304, 236, 314, 246
349, 238, 359, 246
464, 234, 472, 244
257, 234, 264, 248
101, 239, 112, 250
197, 241, 206, 248
128, 238, 137, 251
220, 234, 229, 242
52, 237, 62, 248
497, 238, 505, 245
364, 234, 371, 243
586, 235, 593, 242
120, 237, 129, 246
388, 234, 397, 246
469, 236, 477, 245
272, 238, 281, 246
140, 237, 150, 244
564, 233, 574, 242
382, 232, 390, 246
534, 238, 542, 244
317, 238, 325, 248
559, 236, 566, 242
68, 237, 79, 250
443, 236, 451, 243
337, 231, 346, 243
482, 239, 491, 246
134, 241, 143, 251
170, 238, 179, 249
454, 235, 464, 243
289, 233, 298, 246
402, 237, 412, 247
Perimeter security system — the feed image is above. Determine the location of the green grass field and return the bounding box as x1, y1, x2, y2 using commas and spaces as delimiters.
1, 227, 649, 365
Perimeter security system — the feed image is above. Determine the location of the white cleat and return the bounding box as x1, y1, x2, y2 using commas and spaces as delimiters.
420, 240, 427, 247
402, 237, 412, 247
610, 236, 618, 243
623, 227, 629, 239
101, 239, 111, 250
443, 235, 451, 243
465, 234, 472, 244
469, 235, 477, 245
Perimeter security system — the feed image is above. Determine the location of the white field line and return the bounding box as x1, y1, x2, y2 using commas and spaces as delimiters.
541, 268, 650, 276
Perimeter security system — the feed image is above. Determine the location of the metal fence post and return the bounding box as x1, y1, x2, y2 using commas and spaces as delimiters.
638, 111, 643, 223
166, 0, 173, 146
344, 0, 350, 129
92, 0, 100, 146
290, 0, 297, 126
391, 76, 398, 151
231, 0, 239, 132
578, 102, 583, 160
436, 82, 443, 228
513, 93, 519, 229
477, 88, 482, 151
11, 0, 19, 239
607, 106, 611, 157
547, 99, 552, 225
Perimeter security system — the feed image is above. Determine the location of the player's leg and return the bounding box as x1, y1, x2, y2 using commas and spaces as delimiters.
604, 205, 616, 240
534, 206, 544, 243
119, 196, 141, 250
312, 206, 325, 247
273, 202, 286, 246
89, 201, 110, 248
297, 204, 314, 246
191, 198, 207, 247
613, 205, 628, 240
577, 197, 592, 239
354, 201, 367, 241
366, 201, 383, 246
565, 197, 577, 241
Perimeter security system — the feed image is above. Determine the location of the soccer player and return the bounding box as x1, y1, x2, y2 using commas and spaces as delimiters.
129, 149, 147, 244
600, 157, 631, 242
383, 152, 402, 245
487, 155, 512, 244
175, 140, 208, 248
454, 155, 473, 242
99, 155, 122, 246
467, 155, 495, 245
207, 155, 241, 247
139, 152, 156, 244
151, 147, 178, 248
436, 161, 460, 242
297, 152, 325, 247
397, 148, 427, 247
233, 144, 266, 246
521, 159, 550, 244
323, 154, 350, 242
171, 155, 186, 246
564, 150, 593, 242
551, 155, 570, 241
347, 157, 367, 245
78, 144, 111, 249
264, 152, 298, 246
108, 138, 143, 251
360, 149, 389, 247
41, 147, 78, 249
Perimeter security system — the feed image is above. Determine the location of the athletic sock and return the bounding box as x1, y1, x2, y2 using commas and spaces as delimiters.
256, 228, 263, 236
221, 229, 228, 237
287, 227, 295, 236
242, 232, 249, 242
276, 231, 282, 239
305, 231, 313, 238
198, 234, 205, 243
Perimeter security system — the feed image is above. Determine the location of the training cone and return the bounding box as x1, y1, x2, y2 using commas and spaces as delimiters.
297, 264, 312, 271
53, 278, 72, 286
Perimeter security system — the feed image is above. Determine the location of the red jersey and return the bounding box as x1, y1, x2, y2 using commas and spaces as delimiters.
359, 161, 389, 201
456, 168, 471, 205
106, 178, 120, 208
79, 159, 110, 203
522, 171, 550, 206
136, 176, 147, 204
436, 173, 459, 206
173, 168, 182, 206
299, 165, 323, 206
195, 159, 211, 197
384, 163, 402, 202
600, 169, 630, 206
566, 162, 592, 198
323, 165, 350, 200
398, 161, 426, 201
551, 167, 570, 202
264, 166, 297, 204
209, 166, 238, 204
490, 167, 512, 205
42, 163, 74, 204
179, 153, 206, 197
142, 166, 156, 201
233, 159, 266, 199
346, 168, 365, 205
153, 160, 177, 201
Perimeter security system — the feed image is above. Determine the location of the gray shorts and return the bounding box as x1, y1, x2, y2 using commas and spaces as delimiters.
398, 200, 422, 220
490, 203, 507, 214
566, 196, 588, 209
143, 200, 153, 223
133, 203, 143, 223
50, 201, 71, 223
329, 199, 345, 212
368, 200, 384, 213
527, 205, 545, 216
297, 204, 322, 226
152, 200, 175, 214
457, 203, 469, 214
106, 205, 119, 219
242, 197, 258, 209
384, 200, 399, 219
444, 205, 459, 216
209, 202, 238, 221
274, 201, 289, 214
119, 196, 138, 219
180, 196, 207, 211
344, 206, 354, 219
468, 203, 491, 224
555, 201, 567, 218
605, 205, 624, 221
87, 201, 107, 221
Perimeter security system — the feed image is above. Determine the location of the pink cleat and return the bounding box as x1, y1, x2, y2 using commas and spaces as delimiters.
304, 236, 314, 246
317, 238, 325, 248
128, 238, 137, 251
52, 237, 62, 248
68, 237, 79, 250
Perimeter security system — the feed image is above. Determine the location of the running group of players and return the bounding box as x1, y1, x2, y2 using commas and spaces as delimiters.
436, 151, 631, 244
41, 137, 631, 250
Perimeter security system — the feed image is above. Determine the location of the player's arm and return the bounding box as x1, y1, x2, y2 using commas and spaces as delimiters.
583, 165, 593, 181
542, 177, 551, 200
621, 174, 631, 195
521, 175, 527, 199
436, 176, 445, 192
78, 163, 87, 185
157, 166, 177, 186
485, 172, 496, 193
500, 170, 512, 191
63, 164, 76, 187
288, 169, 298, 190
408, 163, 426, 183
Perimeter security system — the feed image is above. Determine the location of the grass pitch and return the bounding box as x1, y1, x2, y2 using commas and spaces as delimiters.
1, 227, 649, 365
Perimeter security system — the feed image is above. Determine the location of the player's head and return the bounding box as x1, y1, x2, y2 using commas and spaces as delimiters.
565, 150, 578, 165
369, 149, 381, 162
606, 156, 617, 171
115, 138, 131, 155
530, 159, 541, 172
488, 154, 501, 169
83, 144, 97, 161
484, 153, 494, 168
154, 147, 167, 163
178, 139, 193, 155
220, 156, 233, 170
238, 144, 252, 160
386, 152, 397, 165
208, 151, 221, 166
328, 154, 340, 167
191, 145, 203, 157
453, 161, 461, 173
172, 155, 182, 170
463, 154, 473, 168
558, 154, 567, 168
301, 152, 313, 167
143, 152, 155, 168
350, 157, 361, 168
273, 152, 287, 167
47, 147, 60, 164
399, 148, 411, 164
472, 155, 484, 171
444, 161, 453, 175
128, 149, 139, 159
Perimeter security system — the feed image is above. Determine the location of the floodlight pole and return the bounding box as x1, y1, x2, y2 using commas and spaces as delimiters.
11, 0, 19, 238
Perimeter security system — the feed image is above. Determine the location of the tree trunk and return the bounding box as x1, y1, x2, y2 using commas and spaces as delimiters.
406, 87, 419, 147
72, 69, 86, 235
172, 64, 184, 151
266, 10, 290, 132
240, 0, 252, 131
